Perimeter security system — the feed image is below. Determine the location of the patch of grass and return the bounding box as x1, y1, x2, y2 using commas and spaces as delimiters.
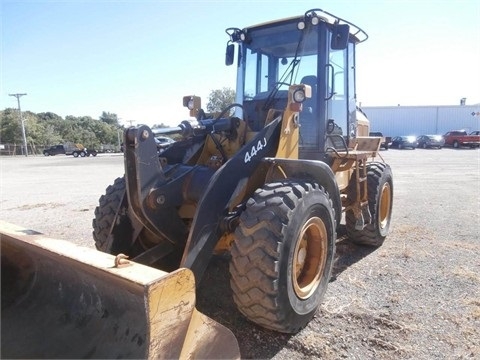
465, 298, 480, 320
452, 266, 480, 282
443, 241, 479, 253
9, 202, 65, 210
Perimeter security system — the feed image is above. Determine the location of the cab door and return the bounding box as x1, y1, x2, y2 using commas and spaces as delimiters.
298, 22, 355, 161
326, 36, 356, 149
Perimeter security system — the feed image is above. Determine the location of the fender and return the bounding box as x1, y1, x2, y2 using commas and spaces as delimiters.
263, 157, 342, 228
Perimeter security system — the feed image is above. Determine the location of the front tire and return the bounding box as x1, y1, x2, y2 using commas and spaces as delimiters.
92, 177, 133, 254
92, 177, 180, 270
92, 177, 150, 257
346, 162, 393, 246
230, 182, 336, 333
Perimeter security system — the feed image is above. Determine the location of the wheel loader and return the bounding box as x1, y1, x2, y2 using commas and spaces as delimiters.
1, 8, 393, 358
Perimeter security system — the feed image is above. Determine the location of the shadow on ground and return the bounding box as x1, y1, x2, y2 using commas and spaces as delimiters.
197, 256, 292, 359
196, 224, 380, 359
331, 225, 379, 281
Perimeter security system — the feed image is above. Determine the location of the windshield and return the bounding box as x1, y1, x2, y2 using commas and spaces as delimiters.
243, 21, 318, 98
239, 20, 320, 132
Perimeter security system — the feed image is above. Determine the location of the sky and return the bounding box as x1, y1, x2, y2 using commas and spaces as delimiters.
2, 0, 480, 127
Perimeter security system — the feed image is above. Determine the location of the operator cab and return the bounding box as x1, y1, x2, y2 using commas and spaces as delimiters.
226, 9, 368, 161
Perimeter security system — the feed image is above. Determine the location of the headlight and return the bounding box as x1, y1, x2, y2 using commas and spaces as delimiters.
187, 98, 195, 110
293, 88, 306, 103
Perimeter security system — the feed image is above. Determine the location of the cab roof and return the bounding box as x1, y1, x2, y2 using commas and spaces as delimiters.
244, 8, 368, 44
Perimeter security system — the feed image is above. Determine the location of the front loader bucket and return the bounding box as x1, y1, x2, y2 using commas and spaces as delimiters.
0, 221, 239, 359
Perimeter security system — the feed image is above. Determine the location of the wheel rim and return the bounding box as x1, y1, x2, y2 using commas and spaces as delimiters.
378, 182, 392, 229
292, 217, 327, 299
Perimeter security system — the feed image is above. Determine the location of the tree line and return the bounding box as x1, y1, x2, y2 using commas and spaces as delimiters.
0, 109, 127, 152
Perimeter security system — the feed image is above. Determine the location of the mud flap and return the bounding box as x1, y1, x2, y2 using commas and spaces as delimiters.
0, 221, 239, 359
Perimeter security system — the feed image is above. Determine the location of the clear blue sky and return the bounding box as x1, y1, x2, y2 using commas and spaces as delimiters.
2, 0, 479, 127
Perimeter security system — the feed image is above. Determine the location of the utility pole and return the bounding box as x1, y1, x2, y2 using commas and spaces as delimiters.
9, 93, 28, 156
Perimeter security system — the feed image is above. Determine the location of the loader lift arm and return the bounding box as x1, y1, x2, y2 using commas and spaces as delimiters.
123, 117, 282, 280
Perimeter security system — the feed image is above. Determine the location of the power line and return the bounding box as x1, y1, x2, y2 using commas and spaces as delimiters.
9, 93, 28, 156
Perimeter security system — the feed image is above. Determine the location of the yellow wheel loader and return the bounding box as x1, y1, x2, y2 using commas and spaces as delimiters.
1, 8, 393, 358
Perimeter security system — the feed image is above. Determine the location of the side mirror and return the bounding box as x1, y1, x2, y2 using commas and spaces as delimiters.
225, 43, 235, 66
331, 24, 350, 50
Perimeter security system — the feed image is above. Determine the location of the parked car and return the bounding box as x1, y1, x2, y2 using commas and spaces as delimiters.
155, 136, 175, 151
416, 135, 445, 149
369, 131, 391, 150
390, 136, 418, 149
43, 145, 66, 156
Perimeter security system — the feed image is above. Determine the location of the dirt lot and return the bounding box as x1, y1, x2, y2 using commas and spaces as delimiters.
1, 148, 479, 359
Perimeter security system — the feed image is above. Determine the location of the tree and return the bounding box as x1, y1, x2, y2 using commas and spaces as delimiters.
37, 112, 63, 122
22, 111, 54, 146
206, 87, 236, 113
0, 108, 22, 143
99, 111, 119, 126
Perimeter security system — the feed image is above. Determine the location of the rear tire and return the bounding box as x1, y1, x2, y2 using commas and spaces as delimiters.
346, 162, 393, 246
230, 182, 336, 333
73, 152, 79, 157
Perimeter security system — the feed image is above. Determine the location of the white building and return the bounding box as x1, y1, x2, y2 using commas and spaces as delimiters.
362, 105, 480, 137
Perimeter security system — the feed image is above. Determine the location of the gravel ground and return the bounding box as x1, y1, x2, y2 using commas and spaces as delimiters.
1, 148, 479, 359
